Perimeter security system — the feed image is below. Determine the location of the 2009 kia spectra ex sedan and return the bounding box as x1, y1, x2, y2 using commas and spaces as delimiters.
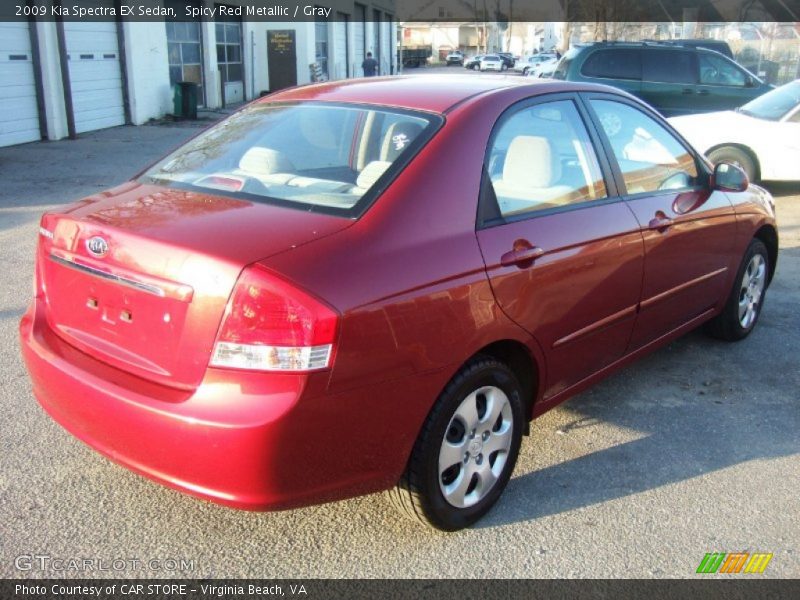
21, 76, 778, 531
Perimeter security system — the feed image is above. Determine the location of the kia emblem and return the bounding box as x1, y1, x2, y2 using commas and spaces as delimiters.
86, 236, 109, 257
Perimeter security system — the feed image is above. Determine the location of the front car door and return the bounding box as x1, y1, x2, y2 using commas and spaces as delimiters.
476, 94, 644, 401
583, 94, 739, 351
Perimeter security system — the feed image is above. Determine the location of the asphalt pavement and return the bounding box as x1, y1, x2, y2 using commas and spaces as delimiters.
0, 108, 798, 579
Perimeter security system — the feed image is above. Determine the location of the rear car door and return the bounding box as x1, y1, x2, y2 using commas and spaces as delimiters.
476, 95, 644, 400
583, 94, 738, 351
640, 49, 698, 117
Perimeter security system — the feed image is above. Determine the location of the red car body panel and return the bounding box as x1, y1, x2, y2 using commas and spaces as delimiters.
20, 77, 778, 511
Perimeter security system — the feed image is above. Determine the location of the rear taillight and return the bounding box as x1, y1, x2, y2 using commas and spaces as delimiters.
210, 264, 338, 372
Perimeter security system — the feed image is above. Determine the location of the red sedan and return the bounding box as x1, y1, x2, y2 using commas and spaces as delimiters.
20, 76, 778, 530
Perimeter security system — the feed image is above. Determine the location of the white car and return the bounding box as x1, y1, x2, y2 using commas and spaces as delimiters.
445, 51, 463, 66
669, 80, 800, 182
479, 55, 505, 72
527, 56, 560, 78
514, 53, 557, 75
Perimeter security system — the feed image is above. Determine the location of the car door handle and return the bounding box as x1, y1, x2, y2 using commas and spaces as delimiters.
648, 215, 674, 231
500, 245, 545, 267
682, 88, 694, 95
697, 89, 710, 96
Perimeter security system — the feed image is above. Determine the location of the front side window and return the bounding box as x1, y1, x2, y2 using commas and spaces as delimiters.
698, 53, 746, 87
581, 49, 641, 80
142, 103, 436, 215
590, 99, 699, 195
486, 100, 607, 218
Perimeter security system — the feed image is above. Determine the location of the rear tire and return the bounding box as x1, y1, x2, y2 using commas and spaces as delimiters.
705, 238, 769, 341
388, 357, 524, 531
707, 146, 757, 182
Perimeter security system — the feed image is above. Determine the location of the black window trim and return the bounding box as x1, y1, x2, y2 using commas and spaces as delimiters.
578, 91, 713, 202
476, 91, 622, 230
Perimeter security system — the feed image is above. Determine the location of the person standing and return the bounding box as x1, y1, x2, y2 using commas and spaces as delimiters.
362, 52, 379, 77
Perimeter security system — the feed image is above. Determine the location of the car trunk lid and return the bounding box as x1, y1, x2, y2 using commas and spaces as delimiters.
38, 182, 352, 390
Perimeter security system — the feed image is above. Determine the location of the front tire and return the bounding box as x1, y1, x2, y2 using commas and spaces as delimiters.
707, 146, 757, 182
705, 238, 769, 341
388, 357, 524, 531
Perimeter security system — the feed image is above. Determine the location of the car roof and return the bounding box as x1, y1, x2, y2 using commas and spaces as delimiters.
579, 41, 726, 54
258, 76, 624, 114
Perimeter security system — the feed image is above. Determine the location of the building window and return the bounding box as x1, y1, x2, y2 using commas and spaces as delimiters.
165, 18, 205, 106
314, 14, 329, 77
215, 9, 243, 84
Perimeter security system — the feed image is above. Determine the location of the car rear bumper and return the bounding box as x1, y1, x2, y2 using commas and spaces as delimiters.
20, 301, 447, 511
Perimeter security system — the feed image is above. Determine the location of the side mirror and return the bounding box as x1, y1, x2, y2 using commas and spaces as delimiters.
745, 75, 756, 88
713, 162, 749, 192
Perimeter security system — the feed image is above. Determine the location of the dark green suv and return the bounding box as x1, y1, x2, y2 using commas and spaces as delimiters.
552, 42, 772, 117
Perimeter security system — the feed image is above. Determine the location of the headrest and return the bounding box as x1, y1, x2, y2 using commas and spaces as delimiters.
356, 161, 392, 191
503, 136, 561, 188
238, 147, 294, 175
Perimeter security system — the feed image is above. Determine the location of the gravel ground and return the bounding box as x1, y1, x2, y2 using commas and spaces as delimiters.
0, 119, 798, 579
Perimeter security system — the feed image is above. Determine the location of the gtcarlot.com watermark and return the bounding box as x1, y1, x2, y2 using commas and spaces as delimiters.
15, 554, 195, 573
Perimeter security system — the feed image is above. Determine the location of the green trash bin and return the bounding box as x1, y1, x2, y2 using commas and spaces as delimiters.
173, 81, 198, 119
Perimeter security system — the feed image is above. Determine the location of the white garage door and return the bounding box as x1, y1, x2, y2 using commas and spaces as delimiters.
0, 22, 40, 147
64, 19, 125, 134
353, 21, 365, 78
333, 20, 347, 79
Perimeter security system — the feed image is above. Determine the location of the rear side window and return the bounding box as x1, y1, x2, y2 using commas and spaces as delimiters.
486, 100, 608, 218
642, 51, 696, 83
581, 49, 641, 81
698, 53, 747, 87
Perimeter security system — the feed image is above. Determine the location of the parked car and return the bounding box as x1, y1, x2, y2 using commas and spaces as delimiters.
669, 79, 800, 181
21, 77, 778, 531
445, 50, 464, 66
514, 53, 557, 75
480, 54, 505, 72
464, 55, 484, 70
528, 56, 560, 78
497, 52, 516, 69
551, 42, 772, 116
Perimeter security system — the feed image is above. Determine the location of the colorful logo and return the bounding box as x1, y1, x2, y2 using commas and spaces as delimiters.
696, 552, 773, 574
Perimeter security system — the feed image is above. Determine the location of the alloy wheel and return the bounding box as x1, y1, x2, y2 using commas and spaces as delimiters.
438, 386, 513, 508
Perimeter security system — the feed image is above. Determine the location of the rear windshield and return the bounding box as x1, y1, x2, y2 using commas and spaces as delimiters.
141, 102, 439, 217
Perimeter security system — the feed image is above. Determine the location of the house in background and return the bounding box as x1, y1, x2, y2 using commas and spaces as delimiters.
401, 22, 502, 60
0, 0, 397, 148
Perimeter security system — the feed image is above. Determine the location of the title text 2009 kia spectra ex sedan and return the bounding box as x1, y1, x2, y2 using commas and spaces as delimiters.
20, 76, 778, 530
